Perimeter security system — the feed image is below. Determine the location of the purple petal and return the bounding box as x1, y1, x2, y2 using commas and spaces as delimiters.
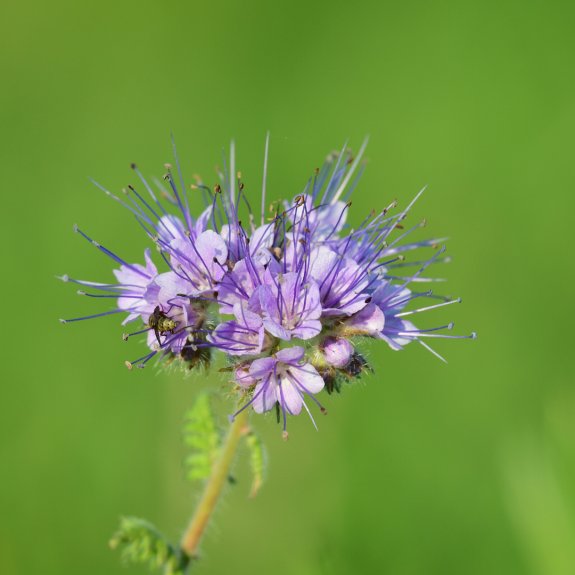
381, 317, 418, 349
158, 214, 186, 242
250, 224, 275, 253
195, 229, 228, 272
259, 284, 281, 323
113, 263, 149, 287
232, 303, 263, 331
218, 258, 265, 312
341, 304, 385, 336
288, 363, 325, 394
155, 272, 192, 298
249, 356, 277, 379
262, 319, 292, 341
143, 277, 161, 305
279, 378, 303, 415
275, 346, 305, 365
195, 206, 213, 236
290, 319, 322, 340
252, 375, 279, 413
143, 248, 158, 277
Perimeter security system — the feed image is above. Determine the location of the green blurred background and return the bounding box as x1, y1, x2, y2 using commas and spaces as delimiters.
1, 0, 574, 573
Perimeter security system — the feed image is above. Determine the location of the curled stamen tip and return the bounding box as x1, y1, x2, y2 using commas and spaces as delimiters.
125, 361, 133, 371
77, 290, 86, 295
137, 364, 146, 369
122, 334, 129, 341
440, 245, 447, 253
227, 415, 235, 423
457, 297, 462, 303
130, 163, 137, 169
320, 407, 327, 415
62, 274, 69, 282
282, 430, 289, 441
92, 241, 100, 247
59, 319, 67, 324
73, 223, 78, 233
471, 332, 477, 340
448, 322, 454, 330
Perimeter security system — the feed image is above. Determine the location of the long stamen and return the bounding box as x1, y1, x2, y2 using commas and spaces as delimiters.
261, 131, 270, 226
395, 298, 461, 317
74, 225, 150, 280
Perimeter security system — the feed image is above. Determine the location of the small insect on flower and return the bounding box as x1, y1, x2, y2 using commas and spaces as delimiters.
148, 305, 180, 346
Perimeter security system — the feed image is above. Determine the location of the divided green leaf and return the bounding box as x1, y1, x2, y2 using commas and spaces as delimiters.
182, 392, 222, 482
110, 516, 189, 575
246, 430, 267, 499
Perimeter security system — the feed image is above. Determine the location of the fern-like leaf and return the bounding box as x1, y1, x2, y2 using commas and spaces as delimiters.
182, 392, 222, 482
245, 430, 267, 499
110, 516, 190, 574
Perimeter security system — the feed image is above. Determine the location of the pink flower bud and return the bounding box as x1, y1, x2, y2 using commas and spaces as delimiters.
321, 337, 353, 368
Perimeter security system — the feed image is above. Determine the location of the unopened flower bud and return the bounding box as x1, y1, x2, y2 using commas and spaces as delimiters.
321, 337, 353, 368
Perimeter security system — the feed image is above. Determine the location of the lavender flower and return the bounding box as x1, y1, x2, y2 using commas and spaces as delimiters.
59, 135, 476, 438
229, 347, 326, 441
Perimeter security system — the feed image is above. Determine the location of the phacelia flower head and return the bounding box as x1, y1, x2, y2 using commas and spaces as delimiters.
59, 134, 476, 439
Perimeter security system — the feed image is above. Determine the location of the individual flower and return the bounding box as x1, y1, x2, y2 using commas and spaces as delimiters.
228, 347, 326, 440
257, 273, 322, 341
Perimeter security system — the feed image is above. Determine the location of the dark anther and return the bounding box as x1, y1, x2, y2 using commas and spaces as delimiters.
395, 224, 404, 229
213, 257, 218, 263
298, 239, 307, 245
162, 173, 170, 180
128, 185, 134, 191
315, 168, 319, 176
130, 163, 137, 169
303, 227, 311, 233
239, 182, 244, 190
365, 297, 372, 303
214, 184, 222, 194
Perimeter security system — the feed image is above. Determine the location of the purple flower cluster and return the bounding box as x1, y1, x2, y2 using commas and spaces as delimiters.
60, 136, 475, 439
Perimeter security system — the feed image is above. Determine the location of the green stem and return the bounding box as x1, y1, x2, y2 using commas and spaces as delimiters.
180, 408, 249, 562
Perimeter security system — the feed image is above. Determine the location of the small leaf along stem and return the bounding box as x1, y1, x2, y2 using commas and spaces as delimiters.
180, 408, 249, 562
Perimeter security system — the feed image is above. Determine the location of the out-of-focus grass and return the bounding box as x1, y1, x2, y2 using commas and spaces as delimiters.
1, 1, 574, 574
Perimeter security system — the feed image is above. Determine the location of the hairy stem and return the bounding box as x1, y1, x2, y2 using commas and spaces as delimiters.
180, 408, 249, 562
